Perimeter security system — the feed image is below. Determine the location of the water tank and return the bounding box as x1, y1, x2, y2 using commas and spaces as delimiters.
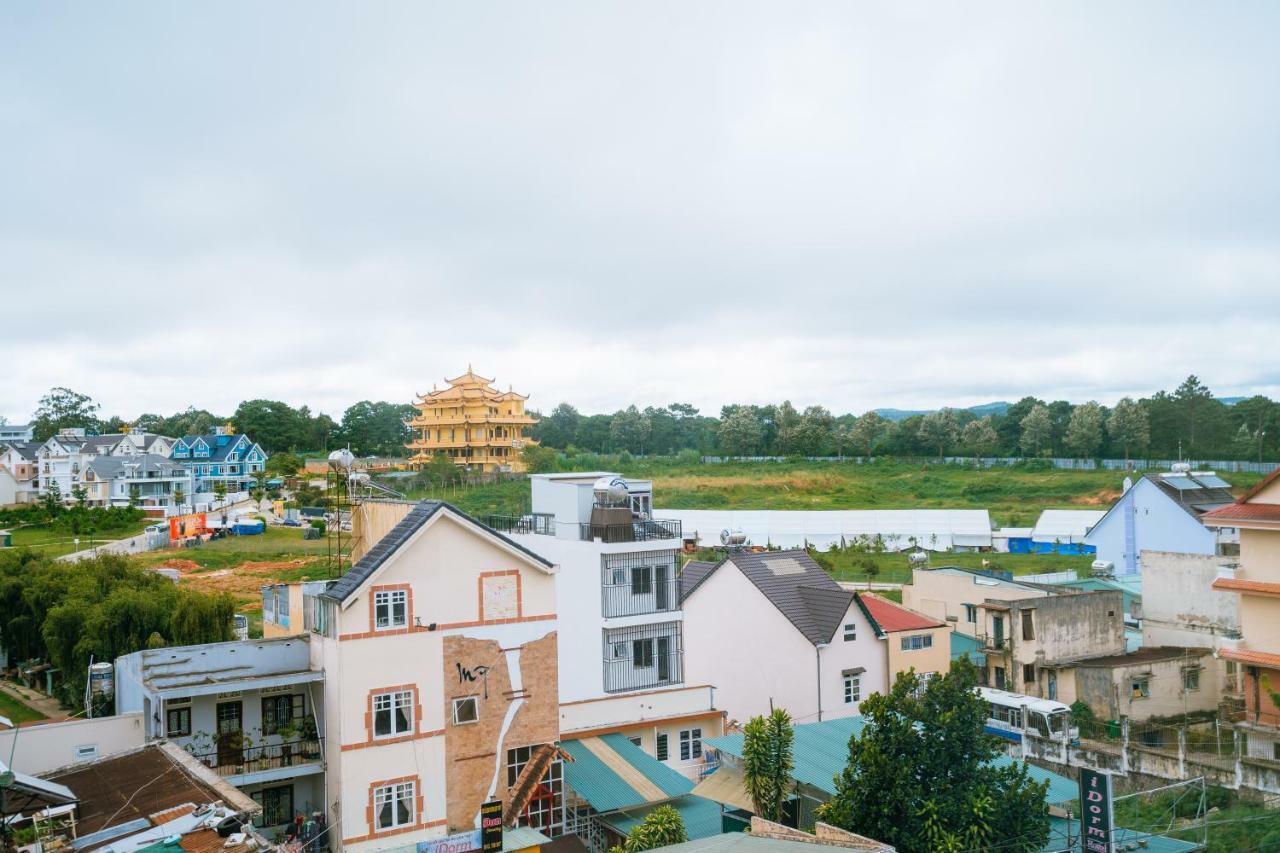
88, 662, 114, 696
1170, 462, 1192, 474
720, 529, 747, 546
593, 476, 629, 506
908, 550, 930, 568
1091, 559, 1116, 576
328, 448, 355, 471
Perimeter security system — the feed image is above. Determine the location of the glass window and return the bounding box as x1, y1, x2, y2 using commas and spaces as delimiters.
374, 781, 415, 830
251, 784, 295, 828
679, 728, 703, 761
631, 566, 653, 595
1021, 611, 1035, 641
656, 733, 669, 761
374, 589, 408, 629
453, 696, 479, 725
374, 690, 413, 737
1183, 668, 1201, 691
964, 604, 977, 623
627, 736, 642, 747
844, 675, 861, 704
843, 623, 856, 642
262, 694, 304, 735
1023, 664, 1036, 685
900, 634, 933, 651
632, 638, 655, 669
1131, 678, 1150, 699
166, 706, 192, 737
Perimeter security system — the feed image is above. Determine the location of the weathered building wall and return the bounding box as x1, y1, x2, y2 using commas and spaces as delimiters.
1140, 550, 1239, 648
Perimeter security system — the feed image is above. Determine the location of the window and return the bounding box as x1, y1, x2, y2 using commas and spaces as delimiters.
452, 696, 479, 725
627, 736, 642, 748
374, 589, 408, 629
262, 694, 304, 736
1131, 677, 1150, 699
994, 666, 1007, 690
900, 634, 933, 651
252, 784, 294, 827
75, 744, 100, 761
166, 706, 192, 737
373, 690, 414, 737
631, 566, 653, 595
656, 733, 669, 761
679, 728, 703, 762
612, 642, 628, 660
843, 623, 857, 642
506, 747, 564, 836
373, 780, 415, 831
964, 604, 977, 623
1023, 664, 1036, 685
633, 638, 655, 669
844, 674, 861, 704
1183, 667, 1201, 692
1021, 611, 1035, 641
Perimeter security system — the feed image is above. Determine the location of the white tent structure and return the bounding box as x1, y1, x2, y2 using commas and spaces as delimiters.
659, 508, 993, 552
1031, 509, 1106, 545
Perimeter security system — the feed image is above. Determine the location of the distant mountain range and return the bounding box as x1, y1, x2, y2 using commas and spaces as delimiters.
872, 397, 1248, 422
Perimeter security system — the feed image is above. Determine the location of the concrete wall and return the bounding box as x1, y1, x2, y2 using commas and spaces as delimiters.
682, 562, 888, 725
1073, 652, 1219, 721
0, 713, 145, 775
885, 625, 952, 685
902, 569, 1046, 639
980, 591, 1125, 695
350, 500, 415, 563
1085, 479, 1217, 574
1140, 551, 1240, 648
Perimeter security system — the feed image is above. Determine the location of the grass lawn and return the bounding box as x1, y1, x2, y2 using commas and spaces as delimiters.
809, 548, 1095, 585
0, 687, 48, 725
6, 522, 151, 558
401, 460, 1264, 527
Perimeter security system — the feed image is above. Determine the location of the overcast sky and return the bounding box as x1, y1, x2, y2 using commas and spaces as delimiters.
3, 2, 1278, 422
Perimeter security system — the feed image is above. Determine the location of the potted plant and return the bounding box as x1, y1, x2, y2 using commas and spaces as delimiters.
300, 716, 321, 759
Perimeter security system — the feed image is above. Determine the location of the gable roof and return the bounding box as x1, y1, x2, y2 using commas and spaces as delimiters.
1, 440, 41, 461
174, 433, 260, 463
1146, 473, 1235, 517
679, 560, 718, 599
858, 593, 946, 634
319, 500, 554, 604
682, 550, 854, 646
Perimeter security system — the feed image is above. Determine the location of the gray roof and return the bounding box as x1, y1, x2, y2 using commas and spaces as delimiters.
2, 440, 41, 460
320, 501, 554, 604
682, 550, 853, 646
679, 560, 718, 598
87, 453, 187, 479
1146, 474, 1236, 519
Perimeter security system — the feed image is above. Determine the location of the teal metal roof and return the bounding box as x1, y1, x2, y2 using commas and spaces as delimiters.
503, 826, 552, 850
560, 733, 694, 812
600, 795, 726, 842
706, 716, 1074, 804
1044, 815, 1201, 852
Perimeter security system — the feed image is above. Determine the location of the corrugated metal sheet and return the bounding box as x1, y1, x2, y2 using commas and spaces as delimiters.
1032, 510, 1106, 544
690, 763, 754, 812
660, 509, 992, 552
560, 733, 694, 813
599, 796, 725, 841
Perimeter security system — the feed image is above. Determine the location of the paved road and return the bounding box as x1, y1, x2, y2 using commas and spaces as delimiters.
58, 531, 153, 562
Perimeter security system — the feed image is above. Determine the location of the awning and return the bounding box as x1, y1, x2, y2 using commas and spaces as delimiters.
690, 763, 754, 813
560, 734, 693, 813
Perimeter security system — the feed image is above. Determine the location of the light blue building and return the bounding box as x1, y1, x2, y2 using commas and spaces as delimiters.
1084, 471, 1238, 575
170, 428, 269, 495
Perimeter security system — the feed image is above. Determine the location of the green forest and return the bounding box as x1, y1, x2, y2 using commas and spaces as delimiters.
16, 374, 1280, 462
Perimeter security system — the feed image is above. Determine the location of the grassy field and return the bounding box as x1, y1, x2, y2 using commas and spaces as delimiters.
0, 688, 48, 725
6, 522, 152, 558
401, 460, 1265, 527
806, 548, 1095, 584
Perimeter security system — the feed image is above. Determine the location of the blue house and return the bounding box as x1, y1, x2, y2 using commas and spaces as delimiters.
1084, 471, 1237, 575
170, 428, 269, 495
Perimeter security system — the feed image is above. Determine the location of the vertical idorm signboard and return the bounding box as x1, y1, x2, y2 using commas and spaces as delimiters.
1079, 767, 1114, 853
481, 800, 503, 853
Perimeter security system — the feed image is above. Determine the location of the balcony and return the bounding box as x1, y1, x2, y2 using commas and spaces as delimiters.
580, 518, 682, 543
602, 551, 681, 618
485, 514, 557, 536
981, 635, 1010, 652
189, 737, 324, 784
603, 623, 684, 694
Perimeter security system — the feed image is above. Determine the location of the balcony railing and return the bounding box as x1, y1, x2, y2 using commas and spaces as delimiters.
189, 737, 323, 777
580, 518, 681, 543
485, 514, 556, 536
981, 635, 1010, 652
602, 623, 684, 693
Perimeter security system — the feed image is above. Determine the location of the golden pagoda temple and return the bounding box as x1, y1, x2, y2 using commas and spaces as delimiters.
406, 366, 539, 472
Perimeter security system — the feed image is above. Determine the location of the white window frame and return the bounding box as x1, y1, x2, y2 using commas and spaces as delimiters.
678, 727, 702, 762
374, 589, 408, 630
843, 623, 856, 642
373, 689, 414, 738
373, 780, 416, 831
843, 674, 861, 704
452, 696, 479, 726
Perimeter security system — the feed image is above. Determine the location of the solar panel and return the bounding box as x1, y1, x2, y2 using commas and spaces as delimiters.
1161, 476, 1197, 490
1193, 474, 1231, 489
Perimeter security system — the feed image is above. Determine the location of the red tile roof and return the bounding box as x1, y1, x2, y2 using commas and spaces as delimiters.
859, 593, 946, 633
1202, 502, 1280, 523
1219, 648, 1280, 670
1212, 577, 1280, 597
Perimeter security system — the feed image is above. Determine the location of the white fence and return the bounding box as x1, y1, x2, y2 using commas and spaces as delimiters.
699, 455, 1279, 473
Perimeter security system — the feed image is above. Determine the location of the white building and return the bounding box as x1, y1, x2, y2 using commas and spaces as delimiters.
1085, 472, 1239, 574
680, 550, 888, 726
496, 473, 726, 778
0, 441, 41, 504
115, 635, 327, 836
33, 427, 180, 503
658, 508, 993, 552
0, 422, 34, 442
1031, 509, 1106, 552
84, 453, 194, 509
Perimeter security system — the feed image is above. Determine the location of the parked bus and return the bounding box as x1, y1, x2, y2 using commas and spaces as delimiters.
977, 686, 1077, 744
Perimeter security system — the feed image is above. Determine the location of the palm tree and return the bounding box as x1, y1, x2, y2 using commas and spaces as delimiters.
743, 707, 795, 822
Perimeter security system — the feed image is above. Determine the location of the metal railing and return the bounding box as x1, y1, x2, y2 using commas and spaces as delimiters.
484, 514, 556, 536
981, 635, 1010, 651
600, 551, 682, 617
579, 518, 681, 543
602, 623, 684, 693
189, 737, 323, 777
